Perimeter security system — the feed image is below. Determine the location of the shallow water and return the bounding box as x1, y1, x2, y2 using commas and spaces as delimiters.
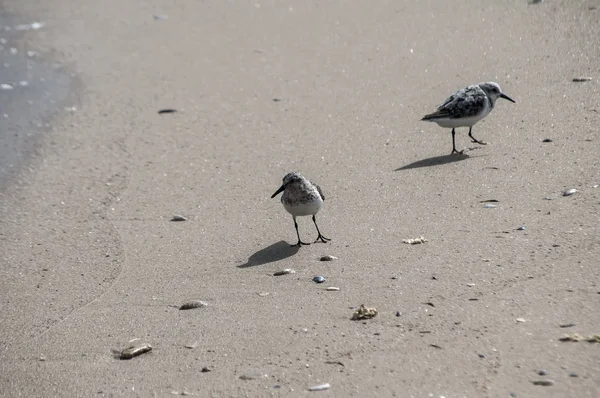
0, 7, 72, 190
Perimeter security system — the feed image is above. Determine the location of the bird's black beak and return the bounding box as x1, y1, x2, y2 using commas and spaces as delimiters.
500, 93, 516, 103
271, 185, 285, 198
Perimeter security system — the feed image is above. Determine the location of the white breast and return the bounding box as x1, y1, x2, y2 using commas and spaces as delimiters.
283, 197, 323, 217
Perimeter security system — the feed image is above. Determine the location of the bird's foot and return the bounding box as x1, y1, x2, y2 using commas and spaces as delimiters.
291, 240, 311, 247
451, 149, 464, 155
470, 139, 487, 145
314, 234, 331, 244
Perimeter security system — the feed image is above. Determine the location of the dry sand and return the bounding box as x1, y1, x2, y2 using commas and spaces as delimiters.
1, 0, 599, 397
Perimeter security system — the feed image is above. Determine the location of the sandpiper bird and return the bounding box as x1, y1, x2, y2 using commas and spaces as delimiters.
271, 172, 330, 247
421, 82, 515, 154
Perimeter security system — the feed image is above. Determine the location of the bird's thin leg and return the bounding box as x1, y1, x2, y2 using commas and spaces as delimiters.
468, 127, 484, 145
312, 215, 331, 243
451, 128, 463, 154
292, 216, 310, 247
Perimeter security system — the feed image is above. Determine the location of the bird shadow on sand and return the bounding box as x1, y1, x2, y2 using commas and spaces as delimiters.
394, 148, 485, 171
237, 240, 299, 268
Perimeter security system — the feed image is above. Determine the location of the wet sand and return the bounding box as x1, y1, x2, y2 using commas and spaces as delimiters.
1, 1, 599, 397
0, 6, 74, 190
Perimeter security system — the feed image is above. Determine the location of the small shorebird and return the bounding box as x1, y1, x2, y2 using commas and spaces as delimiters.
271, 172, 330, 247
422, 82, 515, 154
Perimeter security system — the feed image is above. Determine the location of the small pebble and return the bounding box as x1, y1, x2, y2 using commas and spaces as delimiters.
319, 255, 337, 261
171, 215, 187, 221
308, 383, 330, 391
516, 318, 527, 323
179, 300, 208, 310
467, 283, 475, 287
258, 292, 270, 297
312, 275, 326, 284
0, 83, 13, 90
569, 372, 578, 378
184, 342, 198, 349
510, 393, 517, 398
326, 286, 340, 291
542, 138, 553, 142
517, 226, 526, 231
572, 77, 592, 82
201, 366, 212, 372
531, 380, 554, 386
395, 311, 402, 317
563, 189, 577, 196
153, 14, 168, 20
483, 203, 497, 208
273, 269, 295, 276
538, 369, 548, 376
478, 353, 486, 359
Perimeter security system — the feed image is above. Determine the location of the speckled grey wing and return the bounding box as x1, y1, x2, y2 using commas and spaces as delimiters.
315, 184, 325, 201
423, 85, 486, 120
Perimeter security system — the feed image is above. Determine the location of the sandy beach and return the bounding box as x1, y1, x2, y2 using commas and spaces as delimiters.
1, 0, 599, 397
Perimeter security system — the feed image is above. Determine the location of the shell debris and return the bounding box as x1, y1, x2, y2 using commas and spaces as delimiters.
402, 236, 428, 245
351, 304, 378, 320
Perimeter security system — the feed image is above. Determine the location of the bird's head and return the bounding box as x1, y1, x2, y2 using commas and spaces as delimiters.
479, 82, 515, 105
271, 172, 305, 198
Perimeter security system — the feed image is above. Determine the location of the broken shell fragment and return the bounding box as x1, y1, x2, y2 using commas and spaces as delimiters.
308, 383, 331, 391
120, 343, 152, 359
273, 269, 295, 276
179, 300, 208, 310
319, 255, 337, 261
402, 236, 428, 244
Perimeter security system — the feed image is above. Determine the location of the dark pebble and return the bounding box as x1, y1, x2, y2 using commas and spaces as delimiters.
569, 372, 578, 378
538, 369, 548, 376
395, 311, 402, 317
542, 138, 553, 142
158, 108, 177, 114
478, 353, 486, 359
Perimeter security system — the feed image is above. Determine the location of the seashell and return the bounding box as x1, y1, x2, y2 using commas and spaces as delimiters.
326, 286, 340, 291
563, 189, 577, 196
171, 215, 187, 221
312, 276, 326, 283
